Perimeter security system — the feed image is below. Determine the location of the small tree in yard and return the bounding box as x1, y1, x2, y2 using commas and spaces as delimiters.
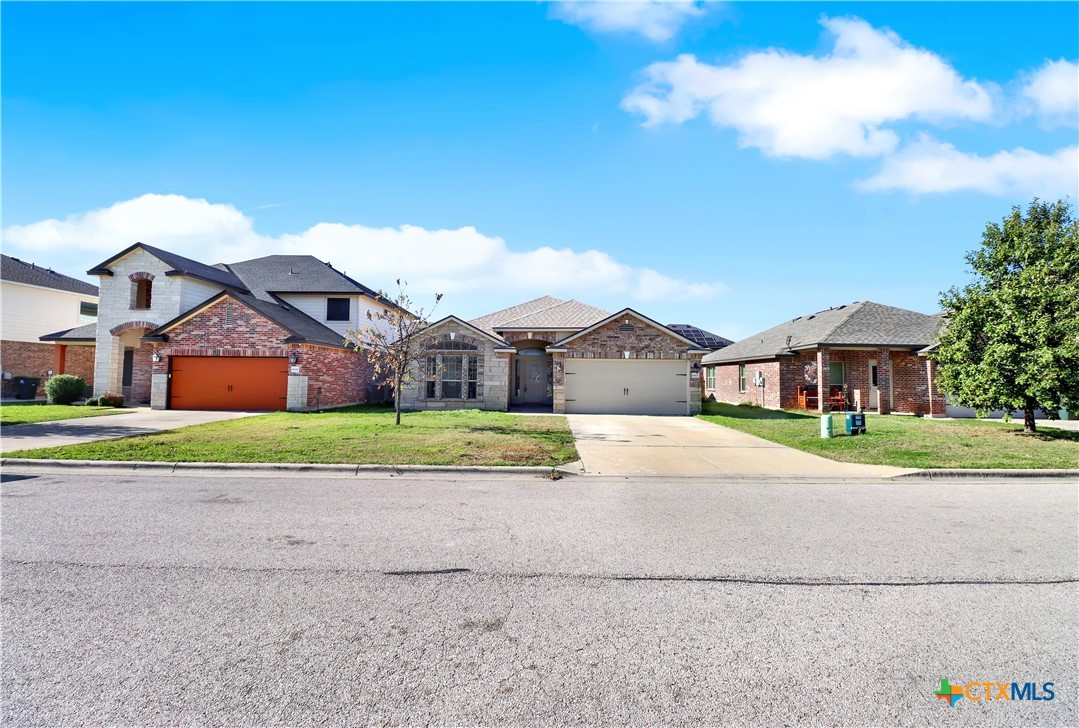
933, 198, 1079, 434
345, 281, 442, 425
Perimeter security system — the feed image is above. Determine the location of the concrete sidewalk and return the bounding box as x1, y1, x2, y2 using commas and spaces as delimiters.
566, 414, 912, 478
1, 408, 262, 452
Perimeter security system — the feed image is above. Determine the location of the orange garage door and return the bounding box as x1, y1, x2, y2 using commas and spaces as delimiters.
169, 357, 289, 411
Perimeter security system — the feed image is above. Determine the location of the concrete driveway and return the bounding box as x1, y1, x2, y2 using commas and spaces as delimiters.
567, 414, 909, 478
1, 408, 262, 452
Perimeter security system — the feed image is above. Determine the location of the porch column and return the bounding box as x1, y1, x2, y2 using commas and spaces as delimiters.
53, 344, 67, 376
816, 348, 829, 413
551, 352, 566, 414
877, 349, 892, 414
926, 358, 946, 418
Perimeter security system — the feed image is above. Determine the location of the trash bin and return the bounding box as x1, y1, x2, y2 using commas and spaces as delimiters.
820, 414, 834, 439
14, 377, 41, 400
846, 412, 866, 435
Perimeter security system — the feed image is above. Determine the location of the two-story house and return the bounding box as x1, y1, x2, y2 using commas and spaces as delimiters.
1, 254, 99, 398
44, 242, 397, 410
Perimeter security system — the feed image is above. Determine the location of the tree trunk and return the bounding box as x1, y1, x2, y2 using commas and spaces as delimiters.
394, 375, 402, 426
1024, 400, 1036, 434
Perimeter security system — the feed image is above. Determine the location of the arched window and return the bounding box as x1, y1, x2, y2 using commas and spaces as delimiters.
129, 273, 153, 310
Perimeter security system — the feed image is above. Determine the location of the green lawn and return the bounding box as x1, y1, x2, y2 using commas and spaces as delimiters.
0, 404, 128, 427
4, 406, 579, 466
698, 401, 1078, 469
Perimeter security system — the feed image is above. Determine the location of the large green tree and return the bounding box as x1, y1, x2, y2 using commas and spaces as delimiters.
934, 198, 1079, 434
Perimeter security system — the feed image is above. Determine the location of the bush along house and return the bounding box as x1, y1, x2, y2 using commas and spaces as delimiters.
700, 301, 947, 416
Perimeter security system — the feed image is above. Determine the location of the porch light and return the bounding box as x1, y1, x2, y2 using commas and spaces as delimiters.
288, 353, 298, 365
151, 352, 161, 363
691, 361, 700, 371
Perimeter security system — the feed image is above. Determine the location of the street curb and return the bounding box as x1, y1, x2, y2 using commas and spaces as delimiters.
0, 458, 575, 477
890, 469, 1078, 480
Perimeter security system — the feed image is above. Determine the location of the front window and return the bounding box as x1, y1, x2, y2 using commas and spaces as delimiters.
738, 363, 746, 392
829, 361, 845, 386
707, 366, 715, 390
131, 279, 152, 310
326, 298, 350, 321
424, 347, 479, 400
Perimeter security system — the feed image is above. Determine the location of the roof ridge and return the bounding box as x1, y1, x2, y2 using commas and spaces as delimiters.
487, 296, 566, 325
817, 301, 865, 344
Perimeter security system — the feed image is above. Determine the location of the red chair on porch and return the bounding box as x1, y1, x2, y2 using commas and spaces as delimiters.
797, 385, 818, 409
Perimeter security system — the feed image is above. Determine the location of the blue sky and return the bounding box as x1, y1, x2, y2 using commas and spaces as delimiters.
3, 1, 1077, 339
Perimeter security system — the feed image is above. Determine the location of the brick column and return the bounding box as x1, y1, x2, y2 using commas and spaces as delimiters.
816, 348, 829, 413
926, 358, 946, 417
877, 349, 892, 414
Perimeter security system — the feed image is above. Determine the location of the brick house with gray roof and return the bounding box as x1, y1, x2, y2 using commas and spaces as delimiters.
50, 242, 401, 410
402, 296, 713, 415
701, 301, 947, 416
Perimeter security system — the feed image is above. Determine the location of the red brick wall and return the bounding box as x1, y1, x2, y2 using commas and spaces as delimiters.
703, 360, 783, 408
296, 344, 373, 409
149, 296, 373, 409
1, 340, 55, 398
64, 345, 96, 389
891, 350, 934, 415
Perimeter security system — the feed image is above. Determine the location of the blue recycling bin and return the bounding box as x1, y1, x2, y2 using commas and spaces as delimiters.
846, 412, 866, 435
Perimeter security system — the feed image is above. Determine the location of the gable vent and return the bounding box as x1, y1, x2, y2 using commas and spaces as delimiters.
619, 324, 636, 333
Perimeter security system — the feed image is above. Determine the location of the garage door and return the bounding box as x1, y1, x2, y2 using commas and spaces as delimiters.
564, 359, 688, 415
169, 357, 288, 411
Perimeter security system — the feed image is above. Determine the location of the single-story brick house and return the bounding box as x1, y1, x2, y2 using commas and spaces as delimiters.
42, 242, 401, 411
701, 301, 947, 416
401, 296, 710, 415
2, 254, 99, 397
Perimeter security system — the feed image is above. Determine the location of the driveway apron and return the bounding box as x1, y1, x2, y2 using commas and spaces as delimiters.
1, 408, 262, 451
566, 414, 909, 478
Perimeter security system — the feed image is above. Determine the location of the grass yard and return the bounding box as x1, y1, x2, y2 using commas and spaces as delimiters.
698, 401, 1078, 469
5, 406, 579, 466
0, 404, 128, 427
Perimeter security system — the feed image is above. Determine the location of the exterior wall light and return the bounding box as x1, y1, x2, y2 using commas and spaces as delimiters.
151, 352, 161, 363
288, 353, 298, 365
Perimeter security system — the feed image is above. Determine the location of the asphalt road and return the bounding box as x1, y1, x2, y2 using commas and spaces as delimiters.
2, 470, 1076, 726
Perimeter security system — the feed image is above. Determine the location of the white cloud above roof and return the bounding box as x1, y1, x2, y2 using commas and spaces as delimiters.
859, 136, 1079, 197
1020, 58, 1079, 126
622, 16, 994, 159
1, 193, 724, 304
550, 1, 708, 43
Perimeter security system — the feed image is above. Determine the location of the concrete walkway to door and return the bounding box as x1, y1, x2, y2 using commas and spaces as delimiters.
566, 414, 912, 478
1, 408, 262, 452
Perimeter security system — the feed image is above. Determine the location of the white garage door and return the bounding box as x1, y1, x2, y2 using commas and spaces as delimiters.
564, 359, 689, 415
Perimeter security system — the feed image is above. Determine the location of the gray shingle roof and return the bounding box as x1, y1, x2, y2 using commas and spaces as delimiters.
87, 243, 248, 291
470, 296, 611, 334
2, 254, 98, 296
39, 322, 98, 342
224, 255, 381, 302
666, 324, 733, 350
702, 301, 944, 364
143, 291, 351, 349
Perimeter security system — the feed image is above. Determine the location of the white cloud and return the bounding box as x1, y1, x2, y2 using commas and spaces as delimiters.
1, 193, 724, 304
550, 1, 707, 43
1020, 58, 1079, 125
622, 16, 994, 159
860, 136, 1079, 197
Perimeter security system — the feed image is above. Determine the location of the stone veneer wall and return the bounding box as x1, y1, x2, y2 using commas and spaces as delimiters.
149, 296, 371, 410
399, 320, 509, 411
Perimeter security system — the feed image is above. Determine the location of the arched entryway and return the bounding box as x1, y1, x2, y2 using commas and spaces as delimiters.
510, 338, 553, 410
98, 320, 159, 403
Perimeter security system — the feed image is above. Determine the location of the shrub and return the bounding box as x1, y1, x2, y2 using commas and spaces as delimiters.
83, 397, 99, 406
44, 374, 86, 405
98, 393, 125, 408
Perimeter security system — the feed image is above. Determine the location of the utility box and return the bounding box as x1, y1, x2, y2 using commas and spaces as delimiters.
820, 414, 833, 439
846, 412, 866, 435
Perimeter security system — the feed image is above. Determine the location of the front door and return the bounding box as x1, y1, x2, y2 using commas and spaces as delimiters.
868, 359, 879, 410
523, 358, 550, 404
